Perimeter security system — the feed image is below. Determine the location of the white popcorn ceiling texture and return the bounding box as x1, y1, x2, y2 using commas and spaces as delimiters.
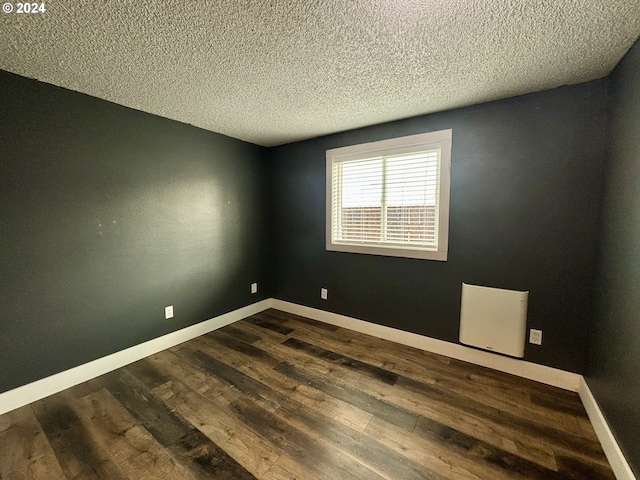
1, 1, 639, 146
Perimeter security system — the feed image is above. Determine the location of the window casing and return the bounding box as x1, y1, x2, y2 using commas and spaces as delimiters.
326, 130, 452, 261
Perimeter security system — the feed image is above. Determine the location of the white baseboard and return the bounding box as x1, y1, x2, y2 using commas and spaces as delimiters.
269, 299, 581, 392
0, 300, 271, 416
579, 378, 636, 480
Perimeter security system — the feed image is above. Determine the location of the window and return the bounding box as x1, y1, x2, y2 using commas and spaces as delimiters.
326, 129, 452, 261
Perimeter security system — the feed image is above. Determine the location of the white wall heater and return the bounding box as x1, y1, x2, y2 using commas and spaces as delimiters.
459, 283, 528, 358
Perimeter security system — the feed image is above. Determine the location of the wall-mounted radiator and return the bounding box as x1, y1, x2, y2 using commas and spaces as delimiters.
459, 283, 528, 358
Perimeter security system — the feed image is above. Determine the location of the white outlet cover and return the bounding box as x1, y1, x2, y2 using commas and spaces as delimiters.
321, 288, 328, 300
251, 283, 258, 294
165, 305, 174, 319
529, 329, 542, 345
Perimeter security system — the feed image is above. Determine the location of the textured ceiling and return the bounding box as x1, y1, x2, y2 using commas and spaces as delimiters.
1, 1, 639, 147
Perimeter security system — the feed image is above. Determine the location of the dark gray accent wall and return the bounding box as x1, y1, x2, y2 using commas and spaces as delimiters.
588, 39, 640, 476
0, 70, 271, 393
270, 80, 609, 373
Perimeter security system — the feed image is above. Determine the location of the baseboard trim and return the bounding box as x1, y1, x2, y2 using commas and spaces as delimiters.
578, 378, 636, 480
0, 299, 271, 416
269, 299, 581, 392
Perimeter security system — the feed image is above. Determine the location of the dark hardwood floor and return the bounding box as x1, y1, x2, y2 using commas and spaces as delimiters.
0, 309, 615, 479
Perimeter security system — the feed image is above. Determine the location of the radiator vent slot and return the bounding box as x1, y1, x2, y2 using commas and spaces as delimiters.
459, 283, 528, 358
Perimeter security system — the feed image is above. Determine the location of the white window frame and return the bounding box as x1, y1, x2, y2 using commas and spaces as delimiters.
326, 129, 452, 261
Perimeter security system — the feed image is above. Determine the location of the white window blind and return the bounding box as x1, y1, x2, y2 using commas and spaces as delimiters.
326, 130, 451, 261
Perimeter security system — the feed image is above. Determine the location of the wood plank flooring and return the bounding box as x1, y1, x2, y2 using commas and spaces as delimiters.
0, 309, 615, 479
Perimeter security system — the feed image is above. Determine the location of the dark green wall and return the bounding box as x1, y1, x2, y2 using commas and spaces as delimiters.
588, 39, 640, 476
0, 70, 271, 393
270, 80, 610, 374
0, 66, 617, 394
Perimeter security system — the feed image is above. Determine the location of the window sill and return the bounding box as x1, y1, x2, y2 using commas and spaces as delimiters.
327, 242, 448, 261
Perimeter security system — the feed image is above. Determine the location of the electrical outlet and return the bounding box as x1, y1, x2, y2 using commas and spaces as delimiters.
321, 288, 328, 300
251, 283, 258, 294
165, 305, 174, 319
529, 329, 542, 345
